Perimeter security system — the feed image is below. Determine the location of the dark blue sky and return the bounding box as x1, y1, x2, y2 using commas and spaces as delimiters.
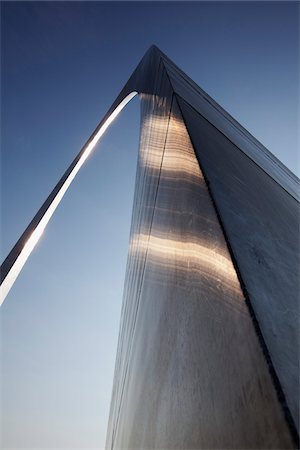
1, 1, 299, 448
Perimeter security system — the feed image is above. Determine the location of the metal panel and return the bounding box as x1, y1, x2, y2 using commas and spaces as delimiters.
177, 95, 300, 435
106, 96, 295, 449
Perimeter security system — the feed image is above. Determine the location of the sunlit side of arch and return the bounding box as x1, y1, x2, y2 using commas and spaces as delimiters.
0, 91, 138, 305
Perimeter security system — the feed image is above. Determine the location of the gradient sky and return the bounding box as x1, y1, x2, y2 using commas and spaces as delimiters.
1, 1, 299, 449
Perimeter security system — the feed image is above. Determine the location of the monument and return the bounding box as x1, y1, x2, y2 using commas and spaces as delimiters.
1, 46, 299, 449
106, 46, 299, 449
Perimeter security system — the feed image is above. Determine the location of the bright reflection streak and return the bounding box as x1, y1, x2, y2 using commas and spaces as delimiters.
140, 113, 200, 180
130, 107, 241, 290
129, 232, 239, 286
0, 91, 138, 305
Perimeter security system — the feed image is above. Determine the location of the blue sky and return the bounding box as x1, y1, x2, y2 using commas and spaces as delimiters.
1, 1, 299, 448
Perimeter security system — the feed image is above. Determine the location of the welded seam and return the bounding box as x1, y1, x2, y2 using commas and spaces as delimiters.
108, 60, 167, 444
111, 92, 174, 449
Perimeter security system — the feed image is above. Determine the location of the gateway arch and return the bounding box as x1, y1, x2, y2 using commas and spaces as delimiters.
1, 46, 299, 449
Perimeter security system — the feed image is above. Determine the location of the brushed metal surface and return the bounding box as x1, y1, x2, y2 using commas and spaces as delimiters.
106, 96, 295, 449
177, 96, 300, 435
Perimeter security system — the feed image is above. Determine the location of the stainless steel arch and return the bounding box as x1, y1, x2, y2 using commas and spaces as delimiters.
1, 45, 299, 449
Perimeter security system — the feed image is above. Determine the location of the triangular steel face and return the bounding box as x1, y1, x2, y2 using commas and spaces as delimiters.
176, 95, 300, 436
106, 94, 296, 449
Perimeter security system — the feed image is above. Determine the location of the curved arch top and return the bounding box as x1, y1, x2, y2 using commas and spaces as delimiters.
1, 44, 299, 303
0, 44, 171, 303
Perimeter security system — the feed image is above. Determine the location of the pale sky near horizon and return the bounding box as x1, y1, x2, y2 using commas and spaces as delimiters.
1, 1, 299, 448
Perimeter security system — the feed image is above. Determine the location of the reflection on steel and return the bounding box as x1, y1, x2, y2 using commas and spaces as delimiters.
0, 92, 137, 304
105, 47, 299, 449
1, 46, 299, 449
129, 232, 240, 287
